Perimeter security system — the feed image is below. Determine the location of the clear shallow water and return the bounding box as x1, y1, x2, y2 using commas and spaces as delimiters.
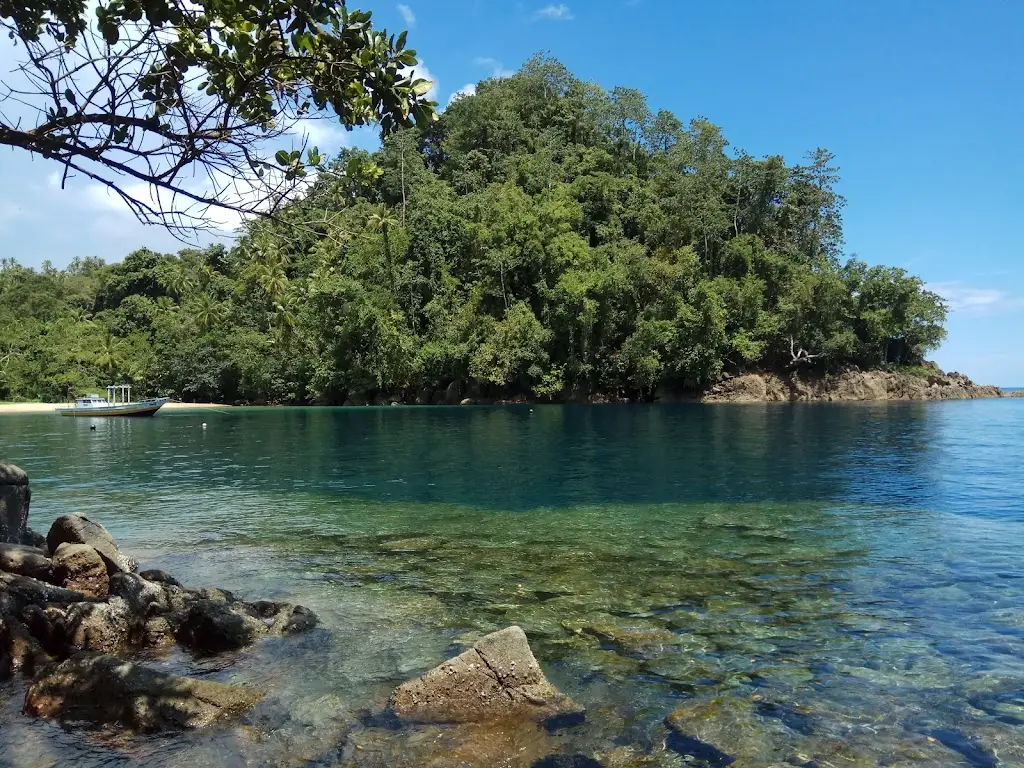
2, 402, 1024, 766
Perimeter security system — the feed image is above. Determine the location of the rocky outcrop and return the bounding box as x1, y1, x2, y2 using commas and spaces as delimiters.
25, 653, 263, 731
172, 599, 269, 654
389, 626, 581, 725
700, 369, 1004, 403
46, 514, 137, 573
0, 571, 85, 615
0, 467, 319, 738
0, 614, 52, 678
0, 542, 53, 581
52, 543, 108, 598
0, 463, 30, 544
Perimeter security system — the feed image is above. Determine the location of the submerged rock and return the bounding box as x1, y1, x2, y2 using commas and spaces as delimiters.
389, 625, 582, 724
172, 599, 269, 654
52, 543, 108, 598
0, 462, 30, 544
46, 514, 137, 574
0, 542, 53, 581
25, 653, 263, 731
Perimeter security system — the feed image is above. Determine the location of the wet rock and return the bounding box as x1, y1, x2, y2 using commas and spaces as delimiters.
46, 514, 137, 574
389, 625, 582, 724
20, 604, 69, 657
378, 536, 442, 554
665, 693, 787, 765
172, 599, 268, 654
576, 620, 678, 658
64, 597, 139, 654
139, 569, 182, 587
0, 614, 52, 678
109, 571, 169, 618
21, 527, 46, 548
143, 616, 175, 648
0, 542, 53, 581
25, 653, 263, 731
52, 543, 109, 598
0, 462, 30, 544
0, 571, 85, 615
252, 601, 320, 634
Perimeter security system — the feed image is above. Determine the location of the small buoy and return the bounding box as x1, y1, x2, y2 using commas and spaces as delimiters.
202, 423, 207, 429
529, 408, 534, 413
90, 425, 96, 431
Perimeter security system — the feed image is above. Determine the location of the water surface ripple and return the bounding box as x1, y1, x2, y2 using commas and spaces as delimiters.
2, 401, 1024, 767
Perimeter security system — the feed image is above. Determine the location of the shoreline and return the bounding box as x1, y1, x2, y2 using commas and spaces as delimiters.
0, 402, 232, 414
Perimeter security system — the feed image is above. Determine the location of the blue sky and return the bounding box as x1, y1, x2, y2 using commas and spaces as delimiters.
1, 1, 1022, 383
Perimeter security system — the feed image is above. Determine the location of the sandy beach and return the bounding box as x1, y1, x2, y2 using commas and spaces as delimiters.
0, 402, 231, 414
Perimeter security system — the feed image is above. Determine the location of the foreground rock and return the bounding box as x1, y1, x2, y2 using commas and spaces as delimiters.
46, 514, 137, 573
0, 542, 52, 581
0, 571, 85, 615
52, 543, 108, 597
0, 615, 52, 677
389, 626, 581, 724
0, 463, 30, 544
25, 653, 263, 731
700, 369, 1003, 403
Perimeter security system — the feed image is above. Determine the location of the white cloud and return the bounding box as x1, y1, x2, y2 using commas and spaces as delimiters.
474, 57, 515, 78
535, 3, 574, 20
404, 61, 437, 101
397, 3, 415, 25
929, 282, 1024, 316
447, 84, 477, 106
290, 119, 351, 151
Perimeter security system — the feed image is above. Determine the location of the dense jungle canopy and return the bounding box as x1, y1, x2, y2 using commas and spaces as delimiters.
0, 56, 948, 403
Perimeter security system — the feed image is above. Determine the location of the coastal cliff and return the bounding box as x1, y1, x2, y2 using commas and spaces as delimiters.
695, 370, 1003, 404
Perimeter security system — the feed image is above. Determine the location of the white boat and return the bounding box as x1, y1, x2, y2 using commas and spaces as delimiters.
56, 385, 169, 417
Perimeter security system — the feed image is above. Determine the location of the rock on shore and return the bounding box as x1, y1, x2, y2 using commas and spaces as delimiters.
389, 626, 582, 725
698, 369, 1003, 403
25, 653, 263, 731
0, 463, 319, 735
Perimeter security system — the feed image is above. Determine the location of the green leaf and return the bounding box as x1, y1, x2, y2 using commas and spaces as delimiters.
274, 149, 290, 166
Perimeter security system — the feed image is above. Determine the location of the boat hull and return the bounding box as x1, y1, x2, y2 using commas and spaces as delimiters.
56, 398, 169, 417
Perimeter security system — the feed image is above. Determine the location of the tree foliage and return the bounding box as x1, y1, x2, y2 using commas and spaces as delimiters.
0, 0, 435, 229
0, 57, 948, 403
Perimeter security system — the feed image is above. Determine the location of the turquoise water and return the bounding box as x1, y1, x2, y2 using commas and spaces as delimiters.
2, 402, 1024, 766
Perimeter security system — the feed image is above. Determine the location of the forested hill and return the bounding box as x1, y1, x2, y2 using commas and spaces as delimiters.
0, 56, 948, 404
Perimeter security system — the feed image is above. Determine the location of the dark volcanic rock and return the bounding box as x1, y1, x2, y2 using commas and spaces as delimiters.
52, 543, 109, 598
389, 626, 582, 724
46, 514, 137, 574
0, 462, 30, 544
25, 653, 264, 731
0, 542, 53, 581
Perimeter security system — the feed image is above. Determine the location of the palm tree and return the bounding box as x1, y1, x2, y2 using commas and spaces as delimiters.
161, 264, 196, 299
255, 262, 289, 302
193, 293, 222, 331
367, 204, 399, 296
95, 331, 123, 377
271, 298, 297, 344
